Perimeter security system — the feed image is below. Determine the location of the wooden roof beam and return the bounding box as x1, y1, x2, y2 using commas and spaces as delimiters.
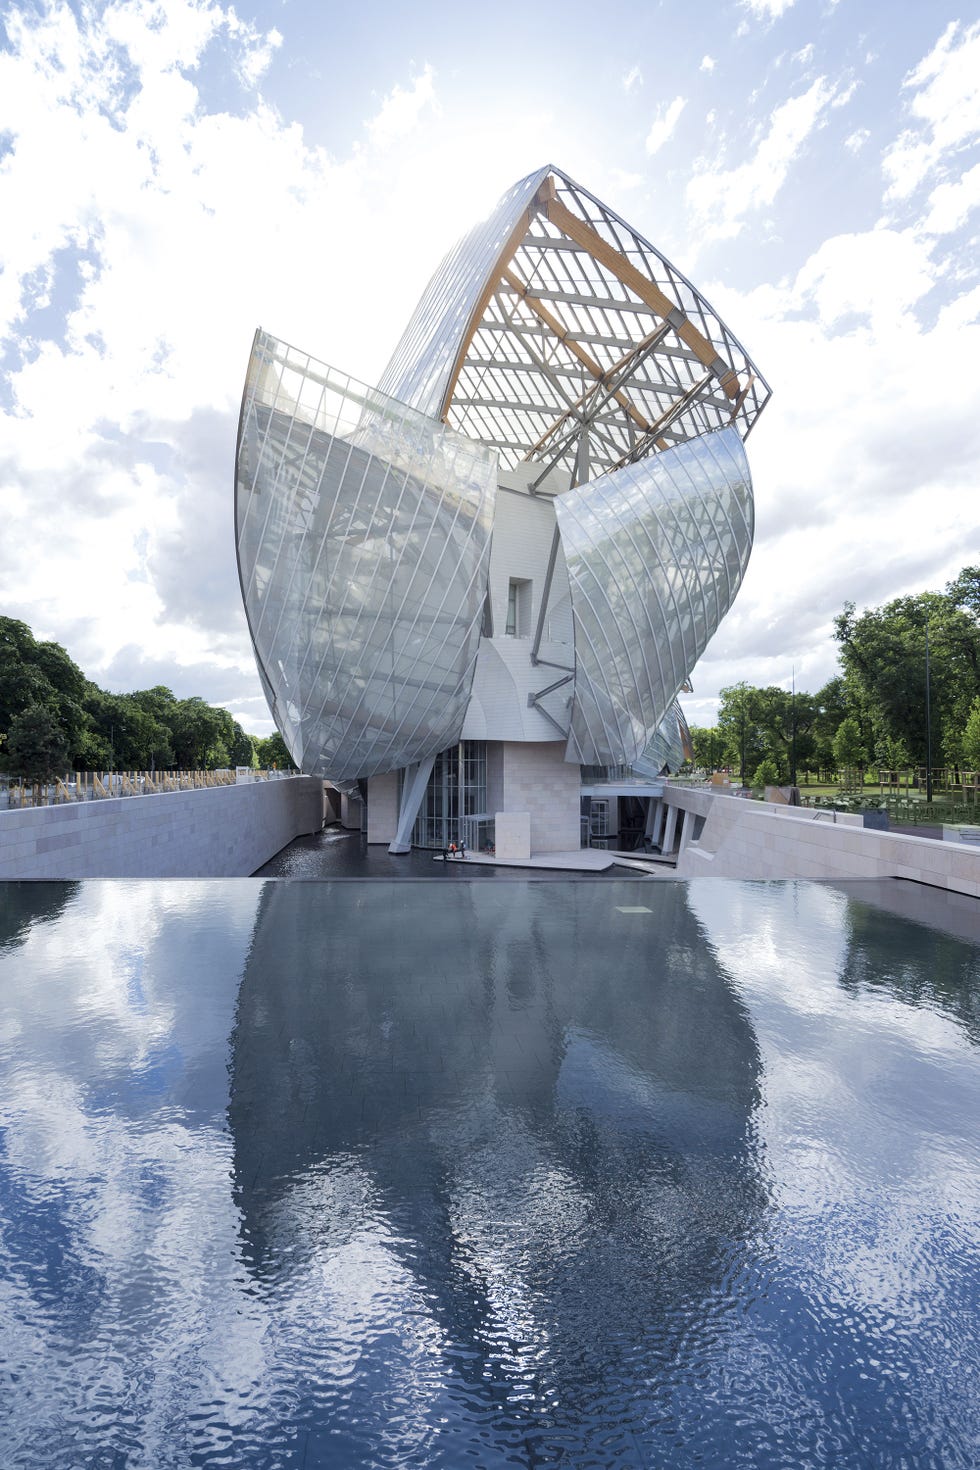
438, 176, 557, 422
544, 195, 741, 400
501, 266, 651, 435
519, 320, 675, 460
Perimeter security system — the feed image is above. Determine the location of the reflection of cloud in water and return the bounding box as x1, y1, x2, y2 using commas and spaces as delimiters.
5, 877, 974, 1465
230, 879, 766, 1462
686, 877, 980, 1458
0, 881, 272, 1469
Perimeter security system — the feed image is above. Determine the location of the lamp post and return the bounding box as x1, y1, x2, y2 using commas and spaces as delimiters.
790, 665, 797, 789
925, 621, 933, 805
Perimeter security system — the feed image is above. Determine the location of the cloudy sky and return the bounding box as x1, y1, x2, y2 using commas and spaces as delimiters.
1, 0, 978, 733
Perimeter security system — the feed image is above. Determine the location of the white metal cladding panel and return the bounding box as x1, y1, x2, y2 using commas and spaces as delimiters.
378, 167, 551, 419
236, 332, 497, 783
461, 638, 572, 742
488, 486, 573, 645
556, 426, 752, 766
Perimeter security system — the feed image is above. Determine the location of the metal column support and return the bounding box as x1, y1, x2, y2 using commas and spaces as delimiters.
531, 525, 567, 668
661, 802, 679, 855
388, 755, 436, 854
678, 806, 696, 856
645, 798, 662, 843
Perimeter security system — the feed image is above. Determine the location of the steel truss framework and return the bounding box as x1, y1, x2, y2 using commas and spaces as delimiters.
381, 166, 770, 486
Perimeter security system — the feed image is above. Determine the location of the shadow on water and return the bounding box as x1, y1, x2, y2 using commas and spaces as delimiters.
229, 880, 767, 1467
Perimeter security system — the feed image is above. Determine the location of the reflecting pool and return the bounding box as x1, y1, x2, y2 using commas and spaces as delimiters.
0, 878, 978, 1468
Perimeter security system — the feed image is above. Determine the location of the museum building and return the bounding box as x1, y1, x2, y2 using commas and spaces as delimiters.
235, 165, 770, 856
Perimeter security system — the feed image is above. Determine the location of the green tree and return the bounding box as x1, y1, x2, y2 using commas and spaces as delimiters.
811, 677, 853, 769
834, 582, 980, 768
85, 691, 176, 770
717, 683, 818, 782
687, 725, 720, 771
961, 698, 980, 772
717, 683, 767, 779
751, 756, 780, 789
833, 715, 867, 773
5, 702, 71, 793
170, 698, 236, 769
947, 565, 980, 620
0, 617, 91, 767
256, 732, 297, 770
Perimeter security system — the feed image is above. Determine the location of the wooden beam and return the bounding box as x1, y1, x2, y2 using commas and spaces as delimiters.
501, 266, 651, 435
610, 371, 714, 469
520, 320, 675, 460
439, 178, 555, 422
544, 195, 741, 400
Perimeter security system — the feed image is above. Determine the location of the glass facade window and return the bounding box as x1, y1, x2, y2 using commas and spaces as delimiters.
410, 741, 488, 849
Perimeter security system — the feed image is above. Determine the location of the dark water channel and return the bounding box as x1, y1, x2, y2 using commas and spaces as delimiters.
254, 825, 629, 879
0, 878, 978, 1468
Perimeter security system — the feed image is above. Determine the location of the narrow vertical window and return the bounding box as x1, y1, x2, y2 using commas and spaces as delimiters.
506, 580, 518, 636
506, 578, 531, 637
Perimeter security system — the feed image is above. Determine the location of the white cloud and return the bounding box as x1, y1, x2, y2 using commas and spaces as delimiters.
689, 226, 980, 701
0, 2, 598, 731
844, 127, 870, 153
365, 63, 438, 149
623, 64, 642, 92
645, 95, 686, 156
883, 20, 980, 202
233, 22, 282, 87
700, 55, 716, 73
608, 168, 643, 192
739, 0, 797, 20
921, 160, 980, 235
686, 77, 839, 242
792, 43, 814, 65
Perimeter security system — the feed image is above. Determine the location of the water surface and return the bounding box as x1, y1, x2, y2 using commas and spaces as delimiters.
0, 878, 978, 1468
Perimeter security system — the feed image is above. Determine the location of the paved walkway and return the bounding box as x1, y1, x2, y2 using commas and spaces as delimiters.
445, 847, 673, 875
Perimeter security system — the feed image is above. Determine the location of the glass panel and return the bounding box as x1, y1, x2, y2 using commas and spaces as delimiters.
556, 426, 752, 767
411, 741, 488, 849
236, 333, 497, 782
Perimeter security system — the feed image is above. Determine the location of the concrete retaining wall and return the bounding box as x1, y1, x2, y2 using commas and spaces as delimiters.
661, 786, 980, 898
0, 777, 324, 879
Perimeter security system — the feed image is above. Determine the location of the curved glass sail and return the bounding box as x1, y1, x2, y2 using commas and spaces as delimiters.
236, 331, 497, 782
634, 699, 693, 777
556, 426, 752, 767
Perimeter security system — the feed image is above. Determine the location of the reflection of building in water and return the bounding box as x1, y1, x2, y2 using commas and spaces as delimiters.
236, 165, 770, 854
229, 881, 766, 1460
831, 880, 980, 1042
0, 882, 78, 949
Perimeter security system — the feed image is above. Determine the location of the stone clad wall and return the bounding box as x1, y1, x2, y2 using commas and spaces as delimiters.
0, 777, 324, 880
661, 786, 980, 898
500, 742, 581, 853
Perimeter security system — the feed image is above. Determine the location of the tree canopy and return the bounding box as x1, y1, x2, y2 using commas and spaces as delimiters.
0, 616, 285, 773
691, 565, 980, 778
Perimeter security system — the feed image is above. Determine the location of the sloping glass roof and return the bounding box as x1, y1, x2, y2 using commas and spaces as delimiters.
381, 166, 771, 485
